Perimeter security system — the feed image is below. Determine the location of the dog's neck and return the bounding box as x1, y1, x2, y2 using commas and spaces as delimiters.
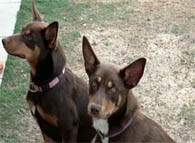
108, 91, 138, 135
31, 42, 66, 85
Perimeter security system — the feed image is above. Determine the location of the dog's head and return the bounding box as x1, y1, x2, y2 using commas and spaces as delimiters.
82, 36, 146, 119
2, 0, 59, 75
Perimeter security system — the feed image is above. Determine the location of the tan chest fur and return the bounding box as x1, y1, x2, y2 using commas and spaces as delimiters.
27, 99, 58, 127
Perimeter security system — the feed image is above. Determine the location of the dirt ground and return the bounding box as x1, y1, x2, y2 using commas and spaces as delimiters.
17, 0, 195, 142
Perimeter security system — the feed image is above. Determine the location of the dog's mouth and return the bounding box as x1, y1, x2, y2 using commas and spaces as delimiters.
3, 47, 26, 59
11, 53, 25, 59
88, 111, 110, 120
90, 113, 102, 119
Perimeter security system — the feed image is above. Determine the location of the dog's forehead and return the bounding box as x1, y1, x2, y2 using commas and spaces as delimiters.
22, 22, 48, 32
95, 64, 120, 80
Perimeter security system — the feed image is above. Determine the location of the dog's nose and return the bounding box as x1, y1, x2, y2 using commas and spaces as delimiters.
91, 103, 101, 114
2, 38, 8, 46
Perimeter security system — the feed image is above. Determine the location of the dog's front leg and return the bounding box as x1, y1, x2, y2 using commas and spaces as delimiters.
60, 117, 79, 142
59, 102, 79, 142
61, 126, 78, 142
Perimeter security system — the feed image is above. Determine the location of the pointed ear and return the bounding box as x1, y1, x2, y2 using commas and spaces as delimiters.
119, 58, 146, 89
82, 36, 100, 76
32, 0, 42, 21
45, 21, 58, 49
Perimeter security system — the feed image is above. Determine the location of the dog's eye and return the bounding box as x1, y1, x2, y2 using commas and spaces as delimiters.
110, 87, 116, 93
107, 85, 116, 94
24, 33, 33, 41
112, 87, 116, 93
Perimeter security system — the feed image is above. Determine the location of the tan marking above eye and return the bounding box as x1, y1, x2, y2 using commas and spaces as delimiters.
97, 76, 102, 83
107, 81, 113, 88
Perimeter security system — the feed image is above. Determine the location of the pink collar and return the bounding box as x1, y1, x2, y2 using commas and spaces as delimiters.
29, 68, 65, 93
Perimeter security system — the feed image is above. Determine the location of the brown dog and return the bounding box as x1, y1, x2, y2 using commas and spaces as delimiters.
2, 1, 96, 142
82, 36, 175, 143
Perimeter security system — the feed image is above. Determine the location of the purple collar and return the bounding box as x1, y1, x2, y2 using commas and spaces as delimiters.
29, 68, 65, 93
97, 113, 135, 139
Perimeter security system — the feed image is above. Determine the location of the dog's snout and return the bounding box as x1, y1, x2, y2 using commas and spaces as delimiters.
2, 38, 8, 46
91, 103, 101, 114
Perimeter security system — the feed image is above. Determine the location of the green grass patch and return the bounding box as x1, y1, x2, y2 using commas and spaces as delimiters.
187, 15, 195, 21
104, 41, 112, 46
171, 24, 189, 35
178, 102, 195, 124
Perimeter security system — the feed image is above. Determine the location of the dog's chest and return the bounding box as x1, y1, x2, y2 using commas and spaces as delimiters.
27, 93, 58, 127
93, 118, 109, 143
26, 96, 37, 116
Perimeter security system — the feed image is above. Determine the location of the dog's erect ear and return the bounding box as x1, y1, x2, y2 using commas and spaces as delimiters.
82, 36, 100, 76
119, 58, 146, 89
45, 21, 58, 49
32, 0, 42, 21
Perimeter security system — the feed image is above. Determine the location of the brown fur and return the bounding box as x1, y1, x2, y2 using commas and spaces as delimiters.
42, 134, 54, 143
2, 1, 96, 142
27, 99, 35, 110
82, 36, 175, 142
37, 106, 58, 127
